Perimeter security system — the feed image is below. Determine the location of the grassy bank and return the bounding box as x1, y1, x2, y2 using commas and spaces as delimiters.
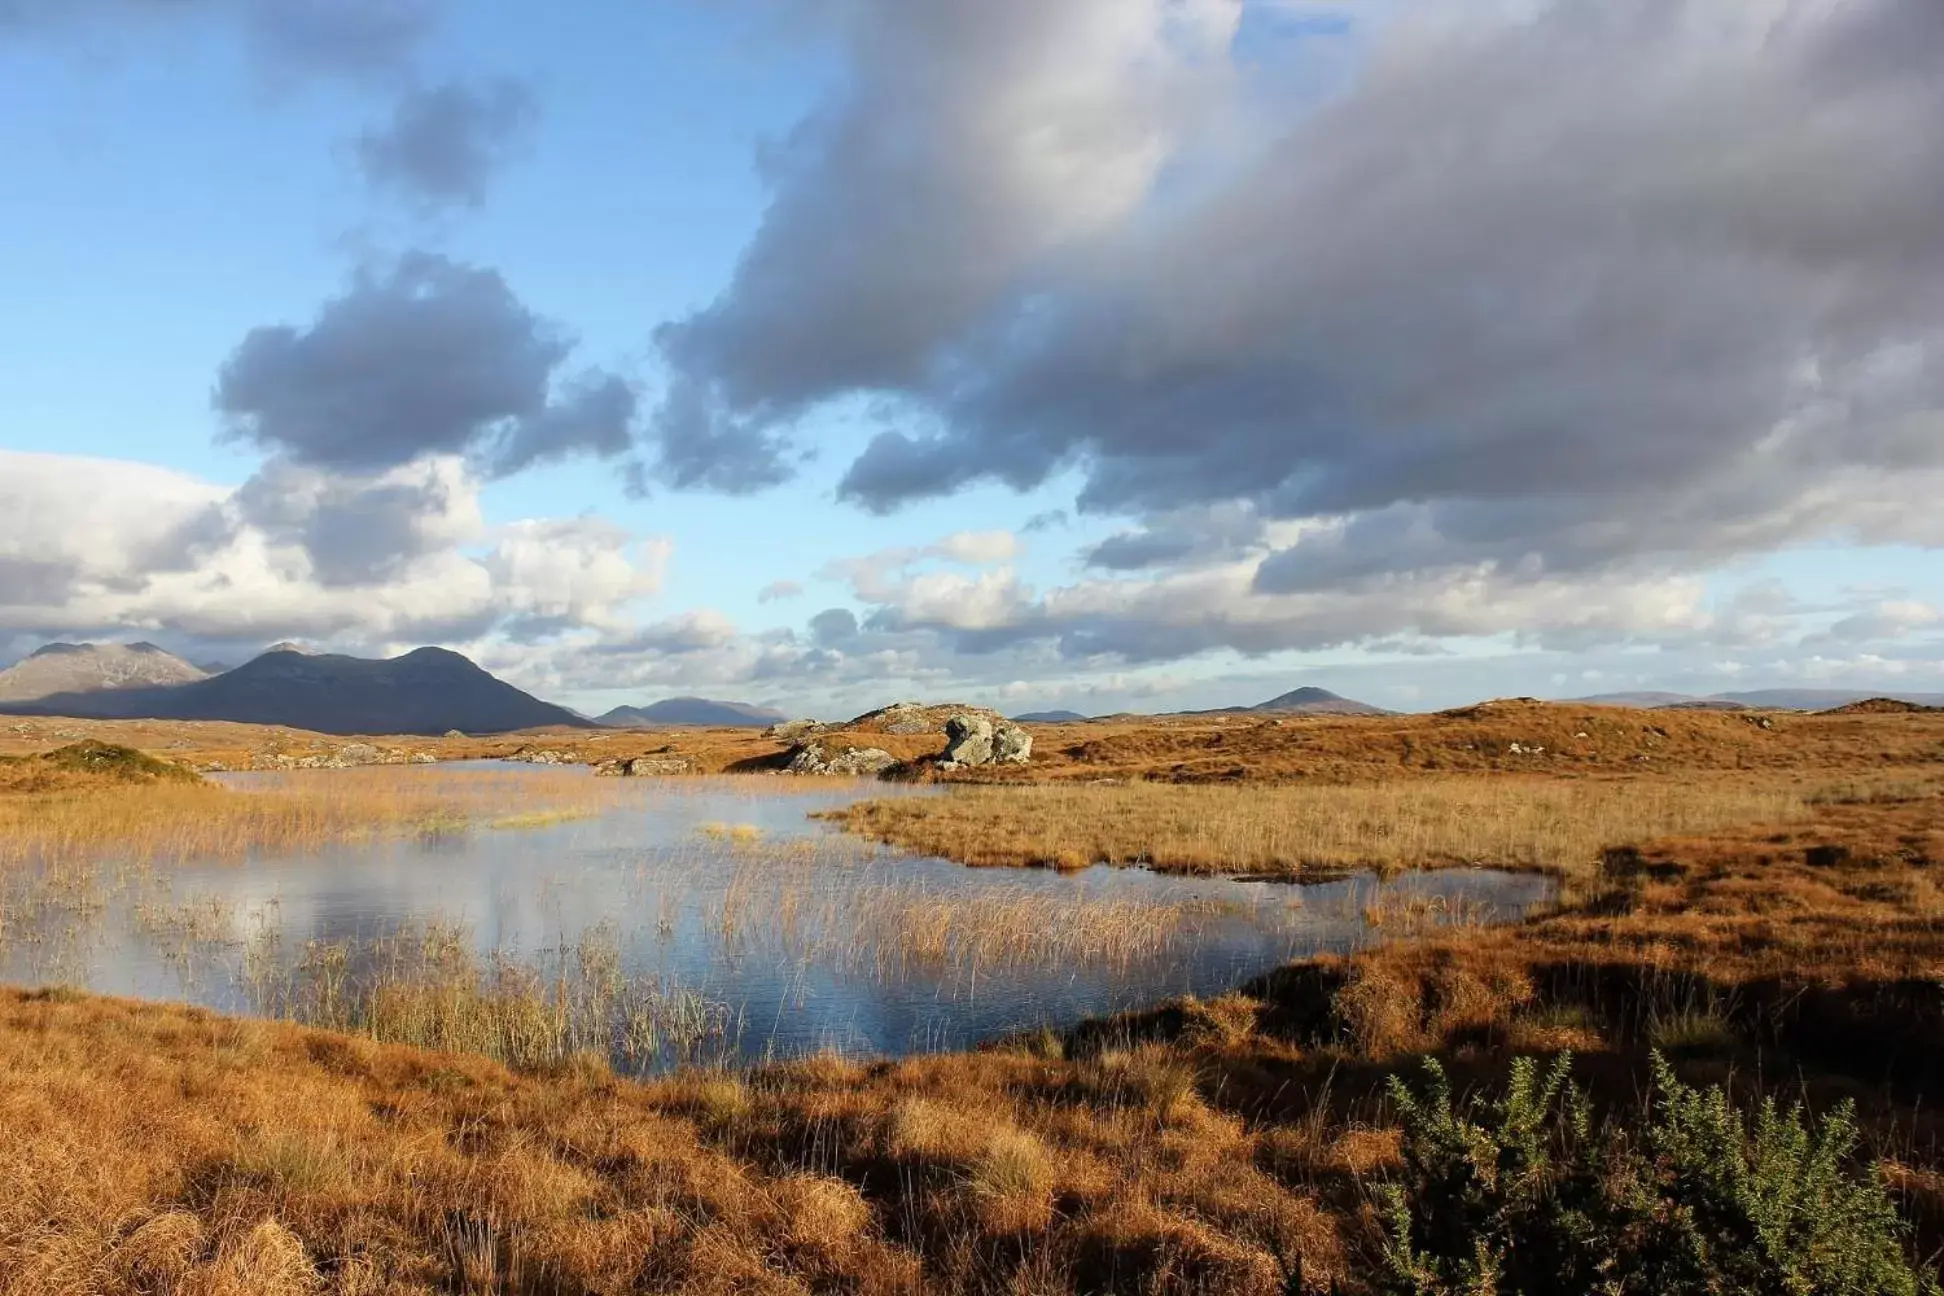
0, 745, 640, 870
828, 776, 1813, 883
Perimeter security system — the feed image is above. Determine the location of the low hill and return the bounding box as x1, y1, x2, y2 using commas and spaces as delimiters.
1577, 691, 1702, 708
598, 698, 787, 728
1578, 687, 1944, 711
1250, 686, 1390, 716
0, 646, 590, 736
1827, 697, 1943, 715
1013, 710, 1089, 724
0, 642, 208, 702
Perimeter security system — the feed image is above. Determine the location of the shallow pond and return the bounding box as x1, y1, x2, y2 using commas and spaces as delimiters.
2, 766, 1552, 1070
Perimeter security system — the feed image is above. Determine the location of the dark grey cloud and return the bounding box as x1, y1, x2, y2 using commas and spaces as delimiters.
0, 556, 80, 607
355, 78, 536, 211
1085, 530, 1198, 572
215, 253, 637, 478
491, 374, 636, 477
654, 0, 1944, 598
1084, 503, 1271, 573
645, 0, 1231, 492
233, 457, 472, 587
649, 379, 794, 493
809, 606, 858, 647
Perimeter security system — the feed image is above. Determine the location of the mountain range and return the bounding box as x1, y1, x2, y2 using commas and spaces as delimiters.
1577, 688, 1944, 711
7, 638, 1935, 737
0, 641, 209, 702
597, 698, 787, 728
0, 644, 588, 736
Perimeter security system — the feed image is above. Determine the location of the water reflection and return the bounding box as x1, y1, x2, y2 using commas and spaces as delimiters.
2, 769, 1552, 1070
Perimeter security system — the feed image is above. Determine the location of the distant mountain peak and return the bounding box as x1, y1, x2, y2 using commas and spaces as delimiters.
1251, 686, 1389, 716
1261, 687, 1344, 705
0, 644, 589, 736
264, 641, 311, 655
0, 641, 209, 703
598, 697, 788, 729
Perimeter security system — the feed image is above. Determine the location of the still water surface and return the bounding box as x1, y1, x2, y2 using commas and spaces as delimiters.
4, 766, 1551, 1067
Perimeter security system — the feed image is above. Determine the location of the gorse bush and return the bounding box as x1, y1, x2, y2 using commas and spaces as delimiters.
1381, 1052, 1937, 1296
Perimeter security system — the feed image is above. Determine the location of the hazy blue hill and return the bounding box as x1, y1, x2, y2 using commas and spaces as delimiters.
597, 698, 787, 728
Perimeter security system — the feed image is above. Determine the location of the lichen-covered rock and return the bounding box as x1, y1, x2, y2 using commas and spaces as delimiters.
785, 742, 830, 775
993, 723, 1033, 764
826, 747, 897, 776
766, 718, 827, 740
785, 741, 897, 776
942, 714, 995, 766
596, 755, 692, 777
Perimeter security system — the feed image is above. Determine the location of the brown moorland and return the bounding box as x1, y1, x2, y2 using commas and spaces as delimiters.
825, 777, 1814, 881
9, 698, 1944, 784
5, 773, 1944, 1292
3, 706, 1944, 1291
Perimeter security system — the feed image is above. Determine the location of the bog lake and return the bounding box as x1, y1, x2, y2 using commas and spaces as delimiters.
1, 764, 1551, 1071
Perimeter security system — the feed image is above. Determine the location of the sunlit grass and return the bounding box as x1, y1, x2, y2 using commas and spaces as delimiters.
830, 776, 1816, 882
0, 767, 631, 870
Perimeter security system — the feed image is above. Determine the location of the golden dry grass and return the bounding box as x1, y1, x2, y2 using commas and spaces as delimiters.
830, 775, 1812, 881
0, 988, 1343, 1295
5, 715, 1944, 1290
0, 763, 630, 871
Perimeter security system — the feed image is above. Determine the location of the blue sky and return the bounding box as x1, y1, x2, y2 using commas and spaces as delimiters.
3, 0, 1941, 717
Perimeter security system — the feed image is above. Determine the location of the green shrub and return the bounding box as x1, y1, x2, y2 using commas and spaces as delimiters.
1380, 1052, 1936, 1296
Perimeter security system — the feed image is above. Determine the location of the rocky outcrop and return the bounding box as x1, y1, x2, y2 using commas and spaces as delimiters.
784, 741, 899, 777
874, 702, 939, 735
248, 744, 436, 771
594, 756, 692, 777
765, 718, 828, 740
507, 748, 570, 765
938, 713, 1032, 769
942, 714, 994, 765
994, 723, 1033, 764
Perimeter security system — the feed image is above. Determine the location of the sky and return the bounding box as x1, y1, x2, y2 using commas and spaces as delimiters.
2, 0, 1942, 719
